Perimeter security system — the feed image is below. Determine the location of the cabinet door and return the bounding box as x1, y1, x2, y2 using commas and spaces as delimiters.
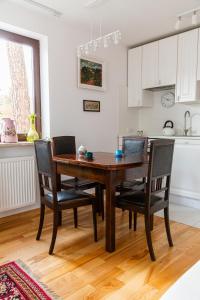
128, 47, 142, 107
158, 36, 177, 86
176, 29, 198, 102
171, 140, 200, 200
128, 48, 153, 107
142, 41, 159, 89
197, 29, 200, 80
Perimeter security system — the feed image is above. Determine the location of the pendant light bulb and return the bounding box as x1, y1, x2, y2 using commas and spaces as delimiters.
113, 32, 119, 45
104, 37, 108, 48
93, 40, 98, 51
192, 11, 198, 25
175, 16, 181, 30
84, 44, 89, 55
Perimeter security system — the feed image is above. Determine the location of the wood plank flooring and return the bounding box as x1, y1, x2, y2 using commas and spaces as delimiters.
0, 207, 200, 299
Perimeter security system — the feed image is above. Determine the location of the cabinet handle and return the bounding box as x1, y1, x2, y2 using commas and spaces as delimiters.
177, 95, 180, 102
158, 80, 161, 85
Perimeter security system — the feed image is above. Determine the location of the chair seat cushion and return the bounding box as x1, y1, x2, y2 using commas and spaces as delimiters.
116, 191, 162, 207
61, 178, 98, 189
46, 190, 93, 203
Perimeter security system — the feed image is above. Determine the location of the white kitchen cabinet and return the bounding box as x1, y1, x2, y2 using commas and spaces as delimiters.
142, 36, 177, 89
197, 29, 200, 81
176, 29, 200, 103
128, 47, 153, 107
142, 41, 159, 89
149, 137, 200, 209
158, 35, 177, 86
170, 139, 200, 206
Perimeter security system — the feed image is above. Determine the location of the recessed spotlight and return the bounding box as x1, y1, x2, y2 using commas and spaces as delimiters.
192, 11, 198, 25
175, 16, 181, 30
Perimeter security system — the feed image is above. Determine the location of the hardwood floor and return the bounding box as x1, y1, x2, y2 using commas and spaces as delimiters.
0, 207, 200, 299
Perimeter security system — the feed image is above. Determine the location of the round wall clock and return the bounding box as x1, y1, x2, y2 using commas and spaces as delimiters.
161, 92, 175, 108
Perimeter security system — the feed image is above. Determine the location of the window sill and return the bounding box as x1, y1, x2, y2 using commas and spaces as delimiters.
0, 142, 33, 148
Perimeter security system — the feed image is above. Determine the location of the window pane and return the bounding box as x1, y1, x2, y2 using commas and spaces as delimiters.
0, 39, 34, 133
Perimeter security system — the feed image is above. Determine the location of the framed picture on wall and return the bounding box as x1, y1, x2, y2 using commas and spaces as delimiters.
78, 56, 106, 91
83, 100, 100, 112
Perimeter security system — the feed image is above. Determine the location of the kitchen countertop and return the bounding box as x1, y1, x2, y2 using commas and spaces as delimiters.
149, 135, 200, 140
118, 134, 200, 140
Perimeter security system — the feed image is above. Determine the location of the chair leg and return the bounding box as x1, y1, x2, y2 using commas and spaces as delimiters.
96, 185, 104, 220
164, 207, 173, 247
129, 210, 132, 229
133, 212, 137, 231
73, 208, 78, 228
49, 210, 59, 255
144, 214, 156, 261
150, 214, 154, 231
36, 204, 45, 240
99, 185, 104, 221
58, 211, 62, 226
95, 186, 101, 216
92, 203, 98, 242
101, 189, 104, 221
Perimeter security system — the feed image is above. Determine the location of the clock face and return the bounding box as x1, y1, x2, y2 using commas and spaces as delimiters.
161, 92, 175, 108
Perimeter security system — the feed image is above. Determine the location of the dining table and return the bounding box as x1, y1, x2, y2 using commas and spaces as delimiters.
53, 152, 148, 253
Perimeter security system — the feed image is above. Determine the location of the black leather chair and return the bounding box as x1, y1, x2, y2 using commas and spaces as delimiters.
52, 136, 104, 220
34, 139, 98, 255
115, 139, 175, 261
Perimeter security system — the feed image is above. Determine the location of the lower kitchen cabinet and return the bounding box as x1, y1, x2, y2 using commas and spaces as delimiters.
170, 139, 200, 206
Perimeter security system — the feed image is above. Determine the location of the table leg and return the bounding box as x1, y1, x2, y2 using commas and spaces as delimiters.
105, 172, 116, 252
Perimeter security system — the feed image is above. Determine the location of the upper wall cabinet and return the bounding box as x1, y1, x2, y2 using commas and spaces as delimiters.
176, 29, 200, 103
128, 27, 200, 108
128, 47, 153, 107
158, 36, 177, 86
142, 42, 159, 89
142, 37, 177, 89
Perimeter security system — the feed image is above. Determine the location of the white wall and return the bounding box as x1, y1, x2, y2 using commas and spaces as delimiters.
138, 89, 200, 136
0, 1, 127, 152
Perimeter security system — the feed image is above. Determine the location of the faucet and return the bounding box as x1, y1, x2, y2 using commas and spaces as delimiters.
184, 111, 191, 136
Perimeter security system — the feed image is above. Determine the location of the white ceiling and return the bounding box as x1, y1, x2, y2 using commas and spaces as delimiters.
13, 0, 200, 46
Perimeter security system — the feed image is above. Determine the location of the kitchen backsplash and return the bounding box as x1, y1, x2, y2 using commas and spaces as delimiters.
138, 89, 200, 136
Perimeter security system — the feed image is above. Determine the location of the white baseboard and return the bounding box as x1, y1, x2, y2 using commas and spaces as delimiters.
170, 193, 200, 210
0, 203, 40, 218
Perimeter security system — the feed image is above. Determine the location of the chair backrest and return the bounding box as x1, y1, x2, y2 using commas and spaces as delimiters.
122, 136, 148, 156
34, 139, 57, 195
147, 139, 175, 202
52, 136, 76, 155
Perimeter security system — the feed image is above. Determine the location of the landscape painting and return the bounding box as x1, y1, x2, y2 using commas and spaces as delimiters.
78, 57, 105, 91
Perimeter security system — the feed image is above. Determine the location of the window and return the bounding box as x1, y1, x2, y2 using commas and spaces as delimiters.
0, 29, 41, 138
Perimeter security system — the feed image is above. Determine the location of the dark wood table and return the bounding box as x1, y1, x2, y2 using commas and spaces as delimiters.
53, 152, 148, 252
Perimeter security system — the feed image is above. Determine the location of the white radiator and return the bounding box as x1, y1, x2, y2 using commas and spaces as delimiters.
0, 156, 37, 212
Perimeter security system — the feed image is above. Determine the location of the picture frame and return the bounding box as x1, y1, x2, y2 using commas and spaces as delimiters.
83, 100, 100, 112
78, 56, 106, 91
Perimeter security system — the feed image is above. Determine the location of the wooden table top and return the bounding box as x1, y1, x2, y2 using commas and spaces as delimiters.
53, 152, 148, 170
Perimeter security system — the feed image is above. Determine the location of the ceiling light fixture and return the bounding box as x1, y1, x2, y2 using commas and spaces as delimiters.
192, 11, 198, 25
175, 16, 181, 30
77, 28, 122, 57
175, 6, 200, 30
22, 0, 62, 17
